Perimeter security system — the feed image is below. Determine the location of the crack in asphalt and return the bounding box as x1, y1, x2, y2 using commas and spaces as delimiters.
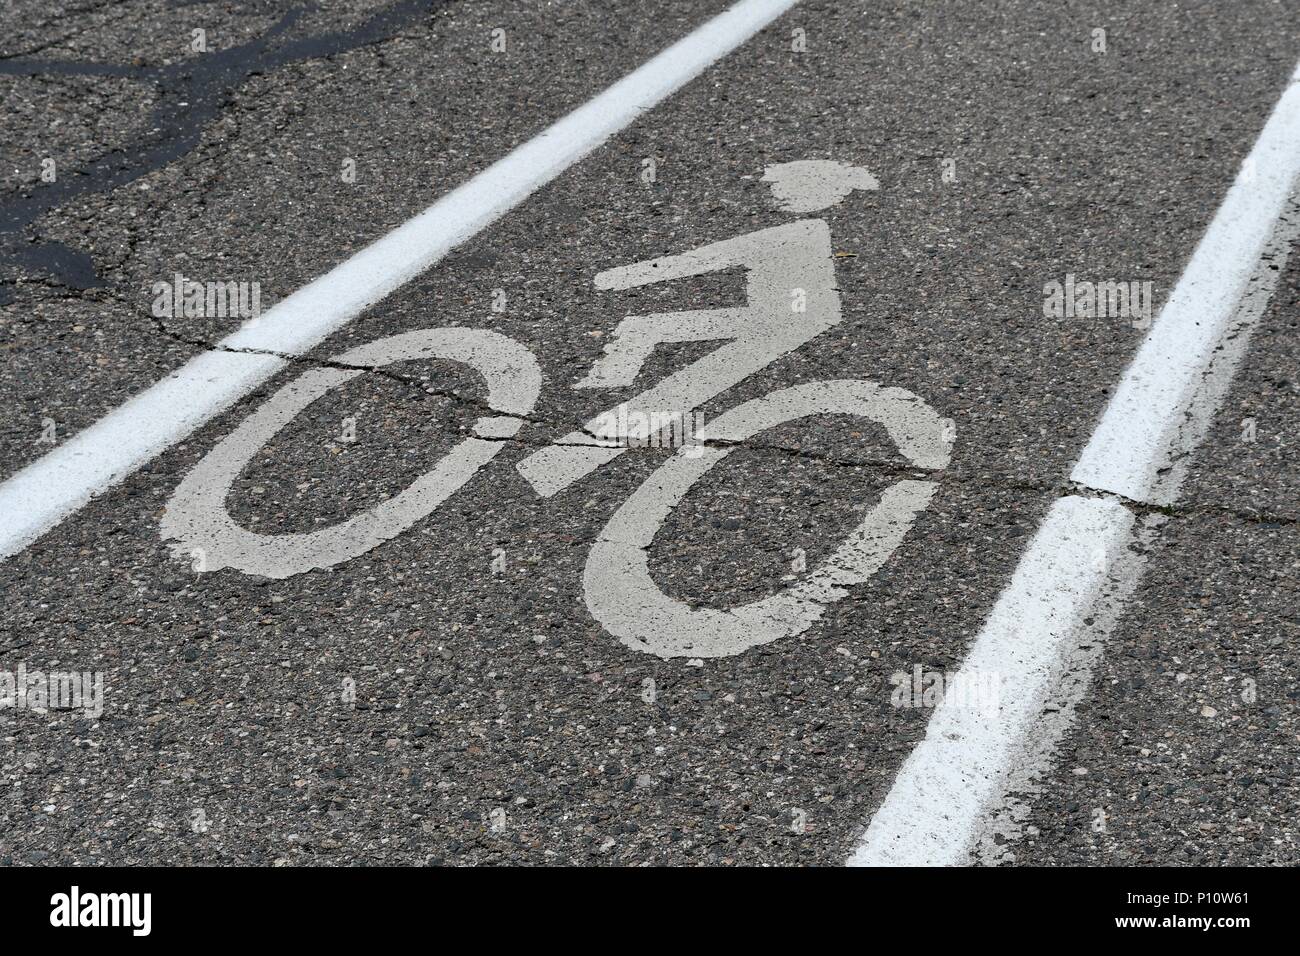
4, 274, 1297, 532
35, 303, 1291, 533
0, 0, 445, 291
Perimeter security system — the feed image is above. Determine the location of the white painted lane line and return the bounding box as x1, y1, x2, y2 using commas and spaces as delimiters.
1071, 61, 1300, 505
0, 0, 801, 562
849, 495, 1136, 867
850, 58, 1300, 867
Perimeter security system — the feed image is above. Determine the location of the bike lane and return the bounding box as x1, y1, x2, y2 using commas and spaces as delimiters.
2, 0, 1297, 865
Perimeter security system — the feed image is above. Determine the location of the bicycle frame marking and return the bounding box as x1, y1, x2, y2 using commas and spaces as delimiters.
517, 217, 842, 496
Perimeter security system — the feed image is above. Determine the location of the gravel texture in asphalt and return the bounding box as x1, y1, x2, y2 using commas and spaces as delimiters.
1, 0, 1297, 866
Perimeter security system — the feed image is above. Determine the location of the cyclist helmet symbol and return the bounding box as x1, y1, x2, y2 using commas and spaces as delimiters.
762, 159, 879, 213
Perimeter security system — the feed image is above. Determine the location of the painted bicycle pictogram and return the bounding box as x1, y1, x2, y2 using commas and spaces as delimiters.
161, 159, 952, 658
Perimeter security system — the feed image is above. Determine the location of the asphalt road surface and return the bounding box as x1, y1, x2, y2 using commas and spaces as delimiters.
1, 0, 1298, 867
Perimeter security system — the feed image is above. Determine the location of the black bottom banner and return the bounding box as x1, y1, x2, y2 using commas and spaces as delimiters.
0, 865, 1281, 942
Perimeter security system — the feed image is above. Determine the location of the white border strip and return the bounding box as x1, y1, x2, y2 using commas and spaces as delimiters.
1071, 61, 1300, 505
0, 0, 800, 561
849, 495, 1134, 866
851, 58, 1300, 867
